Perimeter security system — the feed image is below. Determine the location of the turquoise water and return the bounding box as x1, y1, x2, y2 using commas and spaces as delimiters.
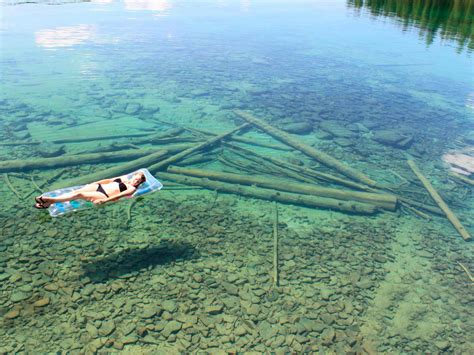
1, 0, 473, 353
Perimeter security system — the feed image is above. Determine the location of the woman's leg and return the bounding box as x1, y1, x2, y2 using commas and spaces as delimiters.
42, 184, 100, 203
44, 190, 83, 203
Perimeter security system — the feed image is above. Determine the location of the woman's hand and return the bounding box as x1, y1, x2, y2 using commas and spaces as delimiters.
94, 198, 109, 205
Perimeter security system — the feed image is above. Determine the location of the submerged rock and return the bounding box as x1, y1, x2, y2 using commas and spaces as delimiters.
125, 103, 142, 115
162, 320, 182, 337
319, 120, 356, 138
10, 291, 31, 302
283, 121, 313, 134
98, 320, 116, 337
4, 309, 20, 319
37, 144, 65, 158
372, 130, 413, 149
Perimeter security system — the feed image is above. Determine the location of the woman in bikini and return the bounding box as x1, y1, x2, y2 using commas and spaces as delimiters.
34, 172, 146, 209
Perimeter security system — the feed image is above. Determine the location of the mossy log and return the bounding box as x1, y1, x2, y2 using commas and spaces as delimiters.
0, 144, 192, 173
50, 149, 176, 190
160, 173, 378, 214
51, 132, 156, 144
234, 110, 377, 187
148, 124, 249, 173
167, 166, 397, 210
273, 202, 279, 288
0, 141, 41, 146
407, 159, 471, 241
50, 128, 185, 144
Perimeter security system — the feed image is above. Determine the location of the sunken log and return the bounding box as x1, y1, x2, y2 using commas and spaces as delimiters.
148, 124, 249, 173
50, 149, 175, 190
407, 159, 471, 241
234, 110, 377, 187
167, 166, 397, 210
0, 141, 41, 146
0, 144, 193, 173
159, 173, 378, 214
50, 128, 185, 144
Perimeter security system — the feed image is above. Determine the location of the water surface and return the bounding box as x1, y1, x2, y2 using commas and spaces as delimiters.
1, 0, 473, 353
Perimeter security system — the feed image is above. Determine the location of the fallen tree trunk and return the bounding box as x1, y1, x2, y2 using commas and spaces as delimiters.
397, 197, 443, 216
0, 141, 41, 146
50, 149, 175, 190
51, 132, 156, 144
0, 144, 192, 173
51, 128, 185, 144
407, 159, 471, 241
159, 173, 378, 214
167, 166, 397, 210
234, 110, 377, 187
148, 124, 249, 173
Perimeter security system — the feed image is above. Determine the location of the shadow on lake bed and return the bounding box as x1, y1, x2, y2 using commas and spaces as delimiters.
81, 240, 199, 283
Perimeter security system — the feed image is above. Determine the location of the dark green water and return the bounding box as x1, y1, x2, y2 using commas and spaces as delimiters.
1, 0, 473, 353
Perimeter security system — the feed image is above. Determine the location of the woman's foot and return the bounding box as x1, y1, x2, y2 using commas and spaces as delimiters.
35, 196, 52, 209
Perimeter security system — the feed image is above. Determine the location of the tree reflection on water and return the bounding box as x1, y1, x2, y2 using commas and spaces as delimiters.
348, 0, 473, 52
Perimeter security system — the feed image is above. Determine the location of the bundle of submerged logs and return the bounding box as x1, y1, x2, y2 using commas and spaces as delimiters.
1, 110, 470, 240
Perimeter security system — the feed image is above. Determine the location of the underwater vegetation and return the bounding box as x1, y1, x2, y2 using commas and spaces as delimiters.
348, 0, 474, 52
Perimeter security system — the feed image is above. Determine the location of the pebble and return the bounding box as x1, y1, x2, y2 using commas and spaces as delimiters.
44, 283, 59, 292
205, 305, 224, 315
162, 300, 177, 313
320, 289, 333, 300
434, 341, 450, 351
98, 320, 115, 337
234, 325, 248, 336
162, 320, 182, 338
321, 327, 335, 345
4, 309, 20, 319
10, 291, 31, 302
34, 298, 50, 307
141, 305, 158, 319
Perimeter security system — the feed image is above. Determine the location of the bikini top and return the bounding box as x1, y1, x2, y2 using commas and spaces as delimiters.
114, 178, 127, 192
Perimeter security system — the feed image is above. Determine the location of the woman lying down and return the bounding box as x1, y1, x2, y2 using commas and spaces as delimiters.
34, 171, 146, 209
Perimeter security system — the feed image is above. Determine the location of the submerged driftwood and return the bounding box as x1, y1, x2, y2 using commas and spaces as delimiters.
159, 173, 378, 214
234, 110, 377, 187
0, 141, 41, 146
51, 132, 155, 144
225, 143, 372, 191
273, 202, 279, 288
0, 144, 192, 173
49, 128, 185, 145
148, 124, 249, 173
167, 166, 397, 210
407, 159, 471, 241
